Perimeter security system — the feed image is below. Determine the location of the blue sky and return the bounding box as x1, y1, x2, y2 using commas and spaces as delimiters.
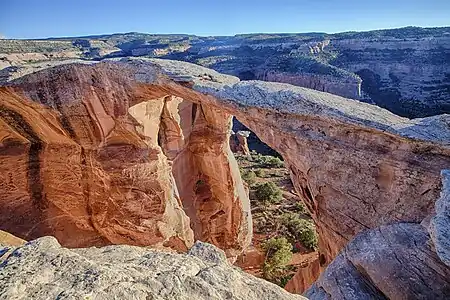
1, 0, 449, 39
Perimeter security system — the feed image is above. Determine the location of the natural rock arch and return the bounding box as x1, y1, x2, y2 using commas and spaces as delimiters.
1, 58, 449, 281
146, 57, 450, 266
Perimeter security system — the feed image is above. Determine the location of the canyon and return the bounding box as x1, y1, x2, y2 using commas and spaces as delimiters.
0, 56, 449, 298
1, 26, 449, 118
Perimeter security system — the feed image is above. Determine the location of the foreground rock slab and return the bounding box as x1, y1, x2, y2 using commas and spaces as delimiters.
0, 238, 305, 300
429, 170, 450, 267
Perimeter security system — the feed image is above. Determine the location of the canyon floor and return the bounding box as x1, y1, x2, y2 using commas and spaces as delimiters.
233, 151, 318, 286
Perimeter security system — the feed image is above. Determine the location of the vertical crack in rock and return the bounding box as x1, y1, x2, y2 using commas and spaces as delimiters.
191, 103, 197, 126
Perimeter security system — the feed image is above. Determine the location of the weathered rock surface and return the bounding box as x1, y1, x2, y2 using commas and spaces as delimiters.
429, 169, 450, 267
0, 237, 306, 300
0, 61, 251, 254
1, 58, 450, 290
230, 130, 251, 155
303, 171, 450, 299
305, 223, 450, 299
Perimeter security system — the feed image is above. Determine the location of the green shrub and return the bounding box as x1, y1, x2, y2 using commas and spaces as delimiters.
262, 237, 293, 281
241, 170, 257, 185
294, 202, 307, 214
254, 169, 265, 178
252, 154, 284, 168
262, 156, 284, 168
280, 213, 318, 251
255, 182, 282, 204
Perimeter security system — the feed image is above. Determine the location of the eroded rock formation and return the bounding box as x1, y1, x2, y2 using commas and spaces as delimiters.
1, 58, 449, 292
230, 130, 251, 155
0, 61, 251, 254
305, 171, 450, 299
0, 237, 306, 300
145, 58, 450, 290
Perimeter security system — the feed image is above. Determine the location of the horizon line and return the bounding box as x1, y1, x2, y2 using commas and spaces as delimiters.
2, 25, 450, 41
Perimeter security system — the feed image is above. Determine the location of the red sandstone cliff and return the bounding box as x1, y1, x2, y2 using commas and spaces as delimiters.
1, 58, 449, 294
0, 62, 251, 254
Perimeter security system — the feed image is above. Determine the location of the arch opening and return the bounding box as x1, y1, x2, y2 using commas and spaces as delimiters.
231, 116, 319, 290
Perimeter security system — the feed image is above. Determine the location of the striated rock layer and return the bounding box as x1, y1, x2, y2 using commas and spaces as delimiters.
0, 237, 305, 300
2, 27, 449, 117
1, 58, 450, 288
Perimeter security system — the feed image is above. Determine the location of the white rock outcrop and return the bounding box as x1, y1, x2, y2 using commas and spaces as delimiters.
0, 238, 305, 300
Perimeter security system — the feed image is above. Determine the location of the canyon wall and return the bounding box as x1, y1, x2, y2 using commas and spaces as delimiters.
254, 71, 361, 100
1, 58, 449, 291
0, 61, 251, 254
2, 27, 449, 118
330, 36, 450, 117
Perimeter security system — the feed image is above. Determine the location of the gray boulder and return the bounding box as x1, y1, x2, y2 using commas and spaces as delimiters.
305, 223, 450, 299
0, 238, 305, 300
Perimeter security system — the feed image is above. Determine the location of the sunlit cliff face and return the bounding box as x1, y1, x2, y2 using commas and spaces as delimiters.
1, 58, 449, 290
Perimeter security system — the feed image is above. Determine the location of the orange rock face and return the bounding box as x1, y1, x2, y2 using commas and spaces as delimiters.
232, 108, 450, 267
230, 130, 251, 155
0, 62, 251, 253
2, 59, 450, 292
285, 258, 320, 294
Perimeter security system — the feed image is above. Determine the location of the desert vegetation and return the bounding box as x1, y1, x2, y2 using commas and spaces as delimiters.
235, 151, 318, 285
262, 237, 293, 282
